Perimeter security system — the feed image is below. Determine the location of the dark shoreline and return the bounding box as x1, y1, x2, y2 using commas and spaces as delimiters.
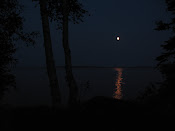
1, 96, 173, 130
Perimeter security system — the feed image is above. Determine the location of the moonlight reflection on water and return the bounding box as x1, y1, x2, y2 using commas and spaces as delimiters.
113, 68, 123, 99
4, 67, 162, 106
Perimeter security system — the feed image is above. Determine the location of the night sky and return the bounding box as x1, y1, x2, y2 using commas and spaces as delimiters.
16, 0, 172, 67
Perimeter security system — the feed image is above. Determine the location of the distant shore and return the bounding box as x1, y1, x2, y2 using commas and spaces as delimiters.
14, 66, 155, 69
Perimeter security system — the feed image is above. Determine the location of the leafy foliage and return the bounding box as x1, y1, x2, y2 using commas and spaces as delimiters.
154, 0, 175, 110
155, 0, 175, 66
47, 0, 89, 29
0, 0, 38, 102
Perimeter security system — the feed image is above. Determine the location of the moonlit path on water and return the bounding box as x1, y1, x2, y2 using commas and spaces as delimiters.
3, 67, 163, 106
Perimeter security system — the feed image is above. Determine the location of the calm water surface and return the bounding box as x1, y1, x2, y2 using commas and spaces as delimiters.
4, 67, 163, 106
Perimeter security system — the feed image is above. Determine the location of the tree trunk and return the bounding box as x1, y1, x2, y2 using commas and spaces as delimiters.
39, 0, 61, 107
62, 0, 78, 105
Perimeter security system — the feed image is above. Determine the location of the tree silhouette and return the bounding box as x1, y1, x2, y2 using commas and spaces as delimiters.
62, 0, 78, 105
47, 0, 88, 104
48, 0, 88, 29
0, 0, 37, 103
155, 0, 175, 65
38, 0, 61, 107
155, 0, 175, 106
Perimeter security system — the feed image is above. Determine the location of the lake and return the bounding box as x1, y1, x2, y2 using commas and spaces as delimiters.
3, 67, 163, 107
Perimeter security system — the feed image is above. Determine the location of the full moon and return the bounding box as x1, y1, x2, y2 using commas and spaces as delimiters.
117, 36, 120, 41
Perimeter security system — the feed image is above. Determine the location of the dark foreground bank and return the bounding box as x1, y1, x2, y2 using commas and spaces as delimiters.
0, 96, 174, 130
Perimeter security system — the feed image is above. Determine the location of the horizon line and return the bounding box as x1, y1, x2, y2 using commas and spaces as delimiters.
14, 65, 155, 68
